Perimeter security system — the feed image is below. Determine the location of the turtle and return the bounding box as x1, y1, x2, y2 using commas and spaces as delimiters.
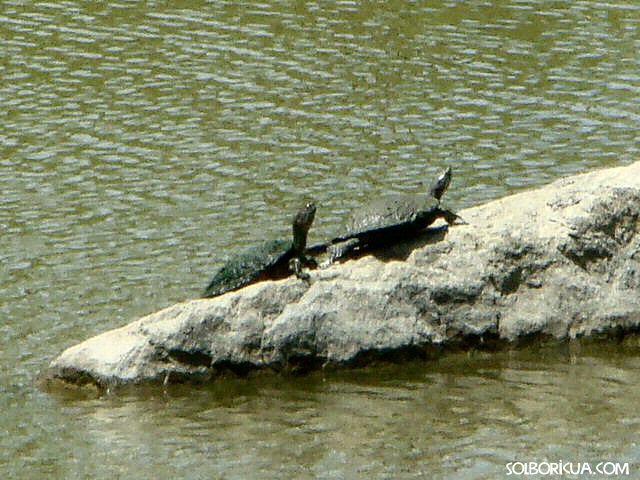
321, 167, 460, 264
202, 202, 316, 298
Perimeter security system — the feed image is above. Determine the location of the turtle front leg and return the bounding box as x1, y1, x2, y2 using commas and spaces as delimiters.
289, 256, 315, 281
442, 209, 468, 225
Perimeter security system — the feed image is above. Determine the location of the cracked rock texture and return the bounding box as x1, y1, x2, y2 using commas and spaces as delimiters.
46, 162, 640, 387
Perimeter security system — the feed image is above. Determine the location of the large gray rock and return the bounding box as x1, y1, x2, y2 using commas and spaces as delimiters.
46, 162, 640, 387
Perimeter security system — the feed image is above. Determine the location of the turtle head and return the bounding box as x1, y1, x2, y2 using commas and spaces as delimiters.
292, 202, 316, 252
429, 166, 452, 202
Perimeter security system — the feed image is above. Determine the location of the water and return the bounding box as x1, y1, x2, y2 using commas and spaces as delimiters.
1, 1, 639, 478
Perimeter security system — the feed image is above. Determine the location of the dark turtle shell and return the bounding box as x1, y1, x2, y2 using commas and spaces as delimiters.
345, 195, 438, 236
325, 195, 459, 263
203, 238, 294, 298
335, 195, 457, 241
319, 167, 457, 264
203, 202, 316, 298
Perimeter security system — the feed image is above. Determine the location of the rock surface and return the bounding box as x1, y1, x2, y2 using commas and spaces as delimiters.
46, 162, 640, 387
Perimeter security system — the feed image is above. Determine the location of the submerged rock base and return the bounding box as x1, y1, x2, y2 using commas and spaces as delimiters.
46, 162, 640, 388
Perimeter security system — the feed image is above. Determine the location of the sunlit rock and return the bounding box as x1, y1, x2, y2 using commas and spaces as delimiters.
45, 162, 640, 387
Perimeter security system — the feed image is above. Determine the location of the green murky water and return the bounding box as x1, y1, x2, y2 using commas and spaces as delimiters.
2, 1, 639, 478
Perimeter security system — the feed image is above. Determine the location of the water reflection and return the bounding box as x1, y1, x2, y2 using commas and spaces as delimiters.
37, 346, 639, 478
